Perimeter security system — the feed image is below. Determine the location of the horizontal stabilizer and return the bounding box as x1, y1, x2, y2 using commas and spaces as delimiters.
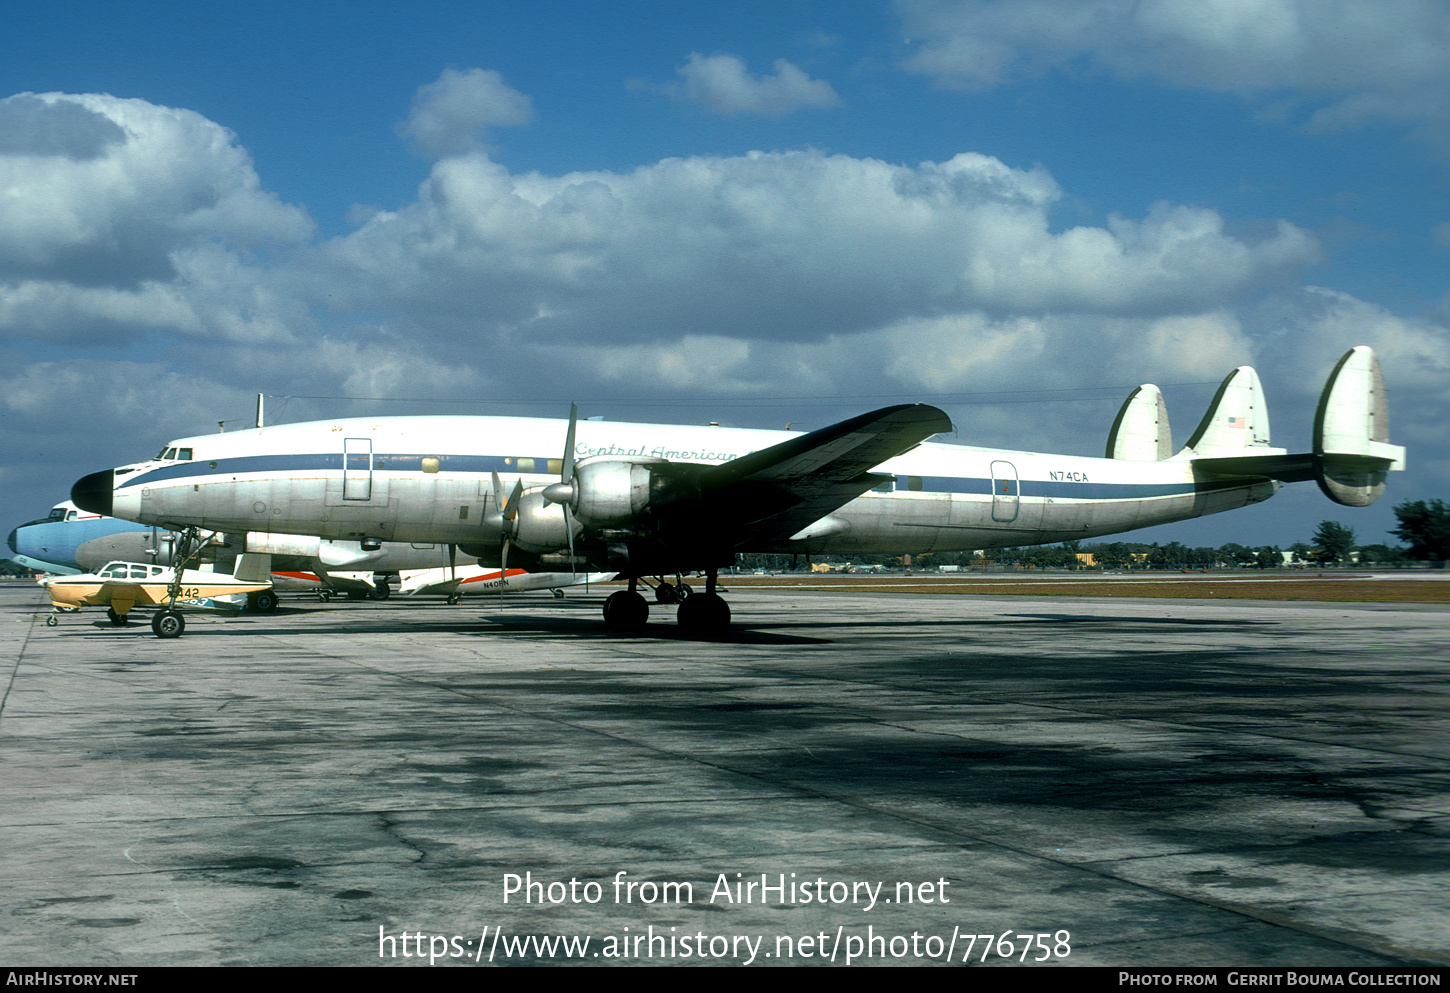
1106, 384, 1171, 460
233, 552, 273, 585
1312, 345, 1406, 506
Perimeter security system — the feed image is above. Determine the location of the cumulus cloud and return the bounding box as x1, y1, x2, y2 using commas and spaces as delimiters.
397, 68, 534, 159
0, 92, 311, 290
899, 0, 1450, 151
0, 91, 314, 356
667, 53, 841, 116
313, 148, 1319, 356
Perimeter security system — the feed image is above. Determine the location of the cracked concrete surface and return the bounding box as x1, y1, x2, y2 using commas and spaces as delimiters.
1, 582, 1447, 966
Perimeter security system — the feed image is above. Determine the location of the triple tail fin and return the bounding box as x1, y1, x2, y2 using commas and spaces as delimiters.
1171, 365, 1284, 460
1312, 345, 1406, 506
1106, 385, 1172, 461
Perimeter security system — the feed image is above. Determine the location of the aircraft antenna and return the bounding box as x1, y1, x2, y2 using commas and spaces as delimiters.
256, 393, 265, 428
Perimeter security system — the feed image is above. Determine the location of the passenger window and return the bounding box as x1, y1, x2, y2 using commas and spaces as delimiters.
546, 458, 562, 474
517, 457, 536, 472
908, 476, 923, 492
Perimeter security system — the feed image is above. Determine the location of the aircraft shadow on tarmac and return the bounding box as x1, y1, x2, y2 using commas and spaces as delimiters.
50, 596, 1274, 646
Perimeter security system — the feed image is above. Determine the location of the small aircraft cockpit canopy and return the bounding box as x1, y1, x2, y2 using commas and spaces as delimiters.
98, 562, 168, 580
154, 446, 195, 461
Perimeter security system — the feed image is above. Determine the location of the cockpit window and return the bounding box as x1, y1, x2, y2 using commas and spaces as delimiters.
177, 448, 193, 460
47, 508, 66, 521
156, 446, 170, 460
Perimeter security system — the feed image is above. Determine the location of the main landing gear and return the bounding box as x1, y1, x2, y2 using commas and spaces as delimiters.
603, 571, 730, 636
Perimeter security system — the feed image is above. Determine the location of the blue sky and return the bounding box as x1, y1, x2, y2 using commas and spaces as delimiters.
3, 0, 1447, 552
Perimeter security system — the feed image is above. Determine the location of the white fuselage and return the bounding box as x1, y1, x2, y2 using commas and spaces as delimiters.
100, 414, 1277, 556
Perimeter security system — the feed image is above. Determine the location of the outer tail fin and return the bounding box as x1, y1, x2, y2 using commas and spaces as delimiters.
1171, 365, 1284, 460
1106, 385, 1172, 460
1313, 345, 1406, 507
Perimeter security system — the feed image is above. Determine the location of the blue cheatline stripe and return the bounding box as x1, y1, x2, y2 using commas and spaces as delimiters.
900, 475, 1213, 500
118, 455, 1250, 502
116, 453, 563, 489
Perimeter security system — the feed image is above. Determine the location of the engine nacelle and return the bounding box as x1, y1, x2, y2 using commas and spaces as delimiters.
512, 488, 580, 552
572, 460, 655, 526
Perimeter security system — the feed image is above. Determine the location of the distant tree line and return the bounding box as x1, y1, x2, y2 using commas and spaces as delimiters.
734, 499, 1450, 572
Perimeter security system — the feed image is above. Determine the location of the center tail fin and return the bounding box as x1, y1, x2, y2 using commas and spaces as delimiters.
1170, 365, 1284, 460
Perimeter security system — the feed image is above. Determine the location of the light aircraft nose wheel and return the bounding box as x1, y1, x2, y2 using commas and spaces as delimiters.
603, 590, 649, 631
446, 593, 462, 605
248, 590, 279, 613
107, 607, 129, 626
45, 615, 58, 627
677, 592, 730, 637
551, 588, 565, 599
151, 610, 185, 639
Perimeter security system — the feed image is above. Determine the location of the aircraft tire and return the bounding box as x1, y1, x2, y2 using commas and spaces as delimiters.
45, 615, 58, 627
654, 583, 679, 604
677, 592, 730, 636
249, 590, 279, 613
107, 607, 128, 626
152, 611, 185, 639
603, 590, 649, 631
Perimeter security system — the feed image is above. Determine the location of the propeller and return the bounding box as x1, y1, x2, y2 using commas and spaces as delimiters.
486, 470, 524, 579
542, 403, 579, 578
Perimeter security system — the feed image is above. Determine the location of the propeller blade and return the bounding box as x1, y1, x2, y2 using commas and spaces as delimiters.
565, 505, 576, 579
562, 403, 578, 577
562, 402, 578, 483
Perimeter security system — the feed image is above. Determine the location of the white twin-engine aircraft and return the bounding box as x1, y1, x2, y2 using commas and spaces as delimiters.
71, 346, 1404, 634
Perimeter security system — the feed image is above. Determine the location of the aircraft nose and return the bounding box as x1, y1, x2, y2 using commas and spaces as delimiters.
5, 528, 16, 555
71, 470, 114, 517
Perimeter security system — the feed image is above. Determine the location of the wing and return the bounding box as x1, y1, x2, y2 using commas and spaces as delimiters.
690, 404, 952, 546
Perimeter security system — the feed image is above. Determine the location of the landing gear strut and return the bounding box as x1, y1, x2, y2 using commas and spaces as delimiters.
603, 570, 730, 636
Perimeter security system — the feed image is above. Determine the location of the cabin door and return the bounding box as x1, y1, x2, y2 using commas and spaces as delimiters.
990, 460, 1020, 523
